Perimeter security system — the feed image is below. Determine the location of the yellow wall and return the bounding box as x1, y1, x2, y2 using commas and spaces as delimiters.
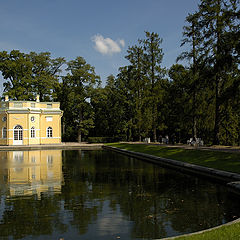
0, 113, 7, 145
40, 114, 62, 144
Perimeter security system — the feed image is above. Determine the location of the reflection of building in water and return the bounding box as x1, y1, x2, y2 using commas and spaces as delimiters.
0, 150, 62, 199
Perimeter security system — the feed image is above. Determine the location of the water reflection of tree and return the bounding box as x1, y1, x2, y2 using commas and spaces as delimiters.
62, 150, 169, 238
166, 182, 240, 234
61, 150, 104, 235
65, 150, 240, 239
0, 195, 66, 239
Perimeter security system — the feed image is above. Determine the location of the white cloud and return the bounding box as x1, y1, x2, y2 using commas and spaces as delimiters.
92, 34, 125, 55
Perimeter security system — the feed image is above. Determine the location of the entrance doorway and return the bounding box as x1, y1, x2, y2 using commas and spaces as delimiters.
13, 125, 23, 145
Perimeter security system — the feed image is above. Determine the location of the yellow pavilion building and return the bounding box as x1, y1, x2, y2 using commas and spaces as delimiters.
0, 95, 63, 145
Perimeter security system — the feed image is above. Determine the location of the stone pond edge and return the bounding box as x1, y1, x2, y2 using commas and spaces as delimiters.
0, 143, 104, 151
102, 145, 240, 240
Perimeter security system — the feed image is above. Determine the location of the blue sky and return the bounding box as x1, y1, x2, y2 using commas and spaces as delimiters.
0, 0, 200, 90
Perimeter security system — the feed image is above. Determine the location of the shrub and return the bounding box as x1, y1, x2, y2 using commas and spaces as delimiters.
87, 136, 125, 143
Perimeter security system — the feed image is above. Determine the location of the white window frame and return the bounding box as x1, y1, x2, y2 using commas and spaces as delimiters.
46, 116, 53, 122
14, 102, 23, 108
31, 156, 36, 163
2, 127, 7, 139
47, 155, 53, 164
31, 127, 36, 138
47, 127, 53, 138
14, 125, 23, 140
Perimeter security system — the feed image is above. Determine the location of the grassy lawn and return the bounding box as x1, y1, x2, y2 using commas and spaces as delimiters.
106, 143, 240, 174
106, 143, 240, 240
171, 221, 240, 240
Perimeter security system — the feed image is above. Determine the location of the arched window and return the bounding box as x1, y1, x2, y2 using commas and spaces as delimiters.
31, 127, 35, 138
14, 125, 23, 141
2, 127, 7, 139
47, 127, 52, 138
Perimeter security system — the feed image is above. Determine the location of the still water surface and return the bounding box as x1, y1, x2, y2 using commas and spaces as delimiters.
0, 149, 240, 240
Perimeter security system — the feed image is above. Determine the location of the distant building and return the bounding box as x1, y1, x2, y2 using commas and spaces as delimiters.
0, 95, 63, 145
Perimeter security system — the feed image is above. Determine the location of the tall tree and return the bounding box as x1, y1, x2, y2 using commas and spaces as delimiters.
29, 52, 65, 101
168, 64, 192, 143
61, 56, 100, 142
90, 74, 127, 139
197, 0, 240, 144
116, 66, 137, 141
0, 50, 65, 101
125, 45, 147, 141
0, 50, 33, 100
178, 12, 204, 141
90, 86, 108, 137
140, 32, 166, 142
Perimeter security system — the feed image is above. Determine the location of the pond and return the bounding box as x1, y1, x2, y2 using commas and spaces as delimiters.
0, 149, 240, 240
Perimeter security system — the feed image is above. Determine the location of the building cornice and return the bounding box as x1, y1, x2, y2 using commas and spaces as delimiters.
41, 110, 63, 115
2, 100, 61, 104
0, 109, 63, 115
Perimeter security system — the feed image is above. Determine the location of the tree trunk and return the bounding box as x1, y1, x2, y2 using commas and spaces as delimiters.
153, 103, 157, 142
213, 7, 221, 146
192, 20, 197, 141
213, 78, 220, 145
78, 128, 82, 143
153, 126, 157, 142
192, 87, 197, 141
78, 109, 83, 143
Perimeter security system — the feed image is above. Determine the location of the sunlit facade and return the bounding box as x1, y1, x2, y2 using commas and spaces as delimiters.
0, 95, 63, 145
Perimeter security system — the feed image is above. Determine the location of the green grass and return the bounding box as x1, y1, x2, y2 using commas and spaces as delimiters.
171, 221, 240, 240
106, 143, 240, 174
105, 143, 240, 240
